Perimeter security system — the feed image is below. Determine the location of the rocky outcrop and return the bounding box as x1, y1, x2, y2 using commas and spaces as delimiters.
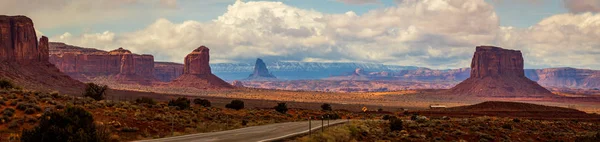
246, 58, 277, 80
448, 46, 553, 98
0, 15, 83, 93
232, 80, 244, 87
49, 44, 156, 84
154, 62, 184, 82
184, 46, 211, 75
169, 46, 233, 89
528, 68, 600, 89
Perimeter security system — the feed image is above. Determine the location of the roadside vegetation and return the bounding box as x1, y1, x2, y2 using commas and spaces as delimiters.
0, 79, 374, 141
297, 115, 600, 142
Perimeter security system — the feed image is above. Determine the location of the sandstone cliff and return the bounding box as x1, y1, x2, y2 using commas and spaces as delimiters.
169, 46, 233, 89
49, 43, 156, 84
0, 15, 83, 93
447, 46, 553, 97
154, 62, 184, 82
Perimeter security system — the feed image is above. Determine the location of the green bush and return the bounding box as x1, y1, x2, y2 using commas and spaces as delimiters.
389, 118, 403, 131
193, 98, 211, 107
321, 103, 332, 111
21, 106, 109, 142
3, 108, 15, 117
168, 97, 190, 110
226, 100, 244, 110
84, 83, 108, 101
25, 108, 36, 114
274, 103, 288, 114
135, 97, 156, 105
0, 79, 15, 89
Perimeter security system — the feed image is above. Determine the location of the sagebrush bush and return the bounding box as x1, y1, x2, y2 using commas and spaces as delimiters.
24, 108, 36, 114
168, 97, 190, 110
135, 97, 156, 105
274, 103, 288, 114
21, 106, 109, 142
3, 108, 15, 117
193, 98, 211, 107
321, 103, 332, 111
84, 83, 108, 101
389, 118, 403, 131
0, 79, 15, 89
226, 100, 244, 110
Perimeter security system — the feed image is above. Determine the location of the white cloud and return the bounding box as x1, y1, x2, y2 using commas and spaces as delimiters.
563, 0, 600, 13
50, 0, 600, 70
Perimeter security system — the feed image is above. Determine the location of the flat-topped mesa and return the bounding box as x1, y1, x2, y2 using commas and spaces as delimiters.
0, 15, 48, 64
184, 46, 211, 75
470, 46, 524, 78
0, 15, 84, 93
448, 46, 552, 98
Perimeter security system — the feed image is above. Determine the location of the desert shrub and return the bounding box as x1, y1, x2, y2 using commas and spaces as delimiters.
242, 120, 248, 126
382, 115, 395, 120
8, 120, 19, 129
377, 108, 383, 112
135, 97, 156, 105
21, 106, 109, 142
24, 108, 36, 114
0, 79, 15, 89
512, 118, 521, 123
321, 103, 332, 111
121, 127, 139, 132
193, 98, 211, 107
55, 104, 65, 109
225, 100, 244, 110
411, 114, 419, 120
3, 108, 15, 117
575, 131, 600, 142
389, 118, 403, 131
50, 91, 60, 98
0, 100, 5, 105
10, 101, 17, 106
84, 83, 108, 101
274, 103, 288, 114
168, 97, 190, 110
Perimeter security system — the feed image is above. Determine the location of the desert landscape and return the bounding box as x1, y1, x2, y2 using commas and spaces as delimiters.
2, 0, 600, 141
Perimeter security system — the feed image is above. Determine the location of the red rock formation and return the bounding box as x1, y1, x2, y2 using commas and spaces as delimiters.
448, 46, 553, 98
184, 46, 211, 75
531, 68, 600, 89
170, 46, 233, 89
49, 43, 156, 84
232, 80, 244, 87
0, 15, 83, 93
154, 62, 184, 82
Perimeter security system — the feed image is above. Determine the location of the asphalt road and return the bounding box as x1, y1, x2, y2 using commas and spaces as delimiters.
135, 119, 348, 142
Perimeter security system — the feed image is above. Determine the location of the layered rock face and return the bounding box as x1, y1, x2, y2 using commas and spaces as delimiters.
169, 46, 233, 89
246, 58, 277, 80
448, 46, 553, 98
528, 68, 600, 89
0, 15, 83, 93
49, 44, 156, 84
154, 62, 184, 82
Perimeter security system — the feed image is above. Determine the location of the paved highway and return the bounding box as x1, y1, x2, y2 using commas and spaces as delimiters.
135, 120, 348, 142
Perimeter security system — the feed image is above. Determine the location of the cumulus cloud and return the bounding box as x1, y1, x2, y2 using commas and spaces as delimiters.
497, 13, 600, 69
335, 0, 381, 5
50, 0, 600, 69
563, 0, 600, 13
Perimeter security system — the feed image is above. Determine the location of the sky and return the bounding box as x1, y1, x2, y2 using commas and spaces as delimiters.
2, 0, 600, 69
